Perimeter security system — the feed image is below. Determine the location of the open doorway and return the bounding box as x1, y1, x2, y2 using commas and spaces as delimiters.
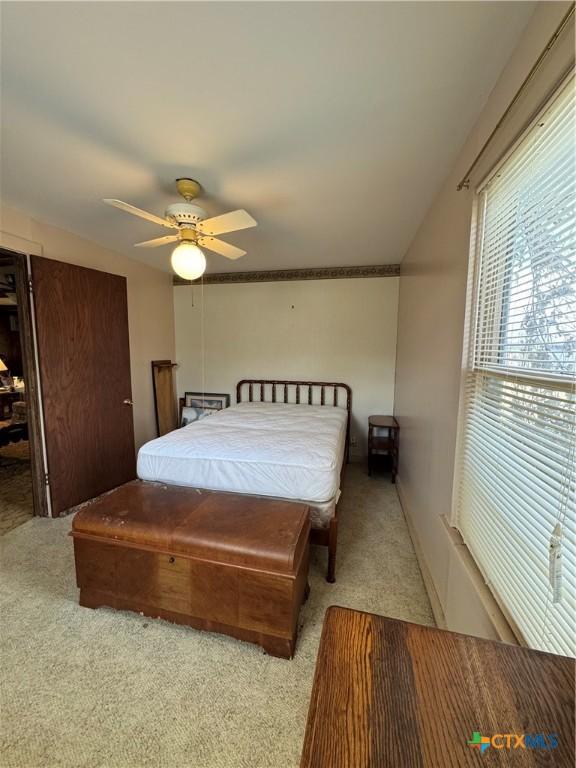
0, 253, 32, 532
0, 250, 47, 532
1, 250, 136, 524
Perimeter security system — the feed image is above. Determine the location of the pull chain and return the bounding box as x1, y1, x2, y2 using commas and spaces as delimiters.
200, 274, 206, 405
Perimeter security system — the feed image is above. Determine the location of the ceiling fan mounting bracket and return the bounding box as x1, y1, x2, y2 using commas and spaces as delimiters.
165, 202, 207, 227
176, 178, 202, 201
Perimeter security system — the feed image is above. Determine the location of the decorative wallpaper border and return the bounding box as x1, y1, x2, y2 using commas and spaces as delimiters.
173, 263, 400, 286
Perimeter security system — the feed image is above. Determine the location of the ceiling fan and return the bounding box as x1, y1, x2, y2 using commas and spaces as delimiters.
103, 178, 257, 280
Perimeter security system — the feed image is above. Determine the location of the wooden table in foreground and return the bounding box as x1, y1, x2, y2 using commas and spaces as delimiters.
300, 606, 575, 768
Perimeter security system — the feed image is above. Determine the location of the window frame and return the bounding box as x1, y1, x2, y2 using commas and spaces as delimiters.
450, 74, 576, 650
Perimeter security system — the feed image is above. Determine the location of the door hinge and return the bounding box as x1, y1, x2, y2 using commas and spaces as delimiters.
44, 472, 50, 486
28, 277, 33, 293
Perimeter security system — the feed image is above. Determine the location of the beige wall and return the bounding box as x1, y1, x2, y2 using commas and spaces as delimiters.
0, 205, 176, 450
394, 2, 574, 639
174, 277, 399, 455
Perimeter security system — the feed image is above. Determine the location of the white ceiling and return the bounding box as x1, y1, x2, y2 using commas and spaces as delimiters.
1, 1, 535, 274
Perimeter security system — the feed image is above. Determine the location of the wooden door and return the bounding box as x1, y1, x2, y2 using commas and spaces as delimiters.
31, 256, 135, 515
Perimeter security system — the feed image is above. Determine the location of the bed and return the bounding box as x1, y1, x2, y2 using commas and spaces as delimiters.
137, 379, 351, 582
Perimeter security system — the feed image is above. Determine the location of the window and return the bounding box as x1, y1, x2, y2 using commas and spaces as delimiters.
454, 77, 576, 657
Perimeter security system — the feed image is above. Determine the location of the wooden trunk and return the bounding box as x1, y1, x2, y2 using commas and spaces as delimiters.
71, 482, 310, 659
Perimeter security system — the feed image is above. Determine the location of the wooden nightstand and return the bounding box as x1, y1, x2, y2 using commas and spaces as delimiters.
368, 415, 399, 482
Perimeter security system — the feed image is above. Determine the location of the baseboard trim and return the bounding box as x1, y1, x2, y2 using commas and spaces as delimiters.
397, 475, 520, 644
396, 476, 446, 629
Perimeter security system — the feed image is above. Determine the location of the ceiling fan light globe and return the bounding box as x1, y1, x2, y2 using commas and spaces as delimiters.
171, 242, 206, 281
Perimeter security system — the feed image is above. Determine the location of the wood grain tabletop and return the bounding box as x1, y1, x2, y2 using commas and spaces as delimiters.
300, 606, 575, 768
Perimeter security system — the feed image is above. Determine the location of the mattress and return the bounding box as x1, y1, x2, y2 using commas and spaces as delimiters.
137, 402, 347, 525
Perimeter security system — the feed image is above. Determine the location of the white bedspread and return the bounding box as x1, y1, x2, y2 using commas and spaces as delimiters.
137, 402, 347, 522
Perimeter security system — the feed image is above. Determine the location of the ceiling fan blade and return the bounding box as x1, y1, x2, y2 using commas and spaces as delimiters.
103, 199, 178, 229
198, 236, 246, 260
197, 209, 256, 236
134, 235, 180, 248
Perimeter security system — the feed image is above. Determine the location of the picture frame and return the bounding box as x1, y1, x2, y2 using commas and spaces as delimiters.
180, 392, 230, 427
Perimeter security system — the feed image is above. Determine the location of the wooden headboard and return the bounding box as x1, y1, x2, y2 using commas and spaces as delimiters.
236, 378, 352, 458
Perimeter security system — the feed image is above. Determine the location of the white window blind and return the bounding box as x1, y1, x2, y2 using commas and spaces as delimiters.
455, 77, 576, 657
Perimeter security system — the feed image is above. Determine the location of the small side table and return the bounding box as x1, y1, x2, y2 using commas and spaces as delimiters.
368, 415, 399, 482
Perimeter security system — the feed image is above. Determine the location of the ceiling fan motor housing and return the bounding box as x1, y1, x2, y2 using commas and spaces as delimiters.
165, 203, 207, 227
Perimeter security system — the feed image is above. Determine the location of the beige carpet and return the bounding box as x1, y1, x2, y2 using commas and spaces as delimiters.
0, 464, 433, 768
0, 440, 33, 535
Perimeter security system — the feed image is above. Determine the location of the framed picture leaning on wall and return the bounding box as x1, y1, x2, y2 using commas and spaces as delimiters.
180, 392, 230, 426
